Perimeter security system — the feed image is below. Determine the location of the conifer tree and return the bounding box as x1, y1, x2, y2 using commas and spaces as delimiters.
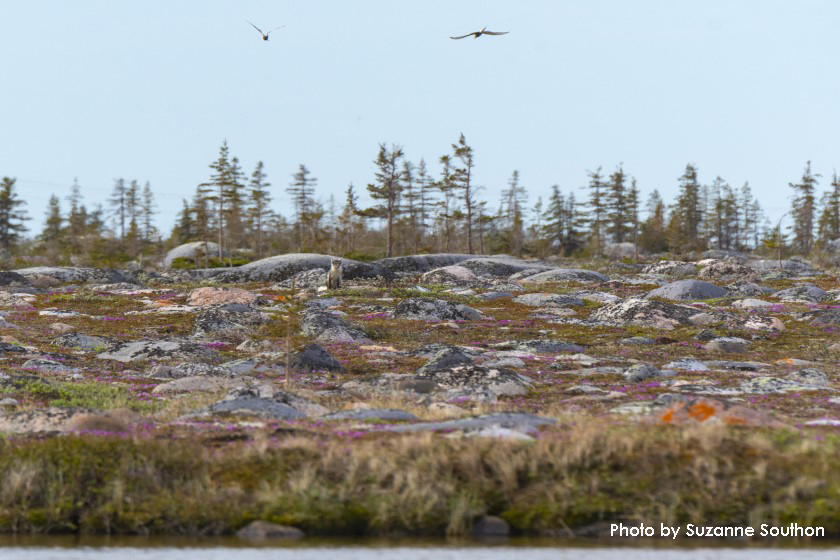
338, 184, 360, 253
451, 134, 476, 254
109, 178, 128, 240
639, 190, 668, 253
416, 158, 435, 249
502, 170, 527, 256
287, 164, 317, 252
817, 173, 840, 247
362, 144, 403, 257
224, 156, 246, 258
435, 154, 458, 252
401, 160, 423, 254
584, 167, 606, 253
141, 182, 157, 244
789, 161, 819, 254
606, 165, 630, 243
0, 177, 28, 253
42, 194, 63, 258
173, 199, 195, 244
247, 161, 272, 257
199, 141, 235, 260
544, 185, 567, 254
66, 178, 87, 254
191, 186, 212, 268
670, 164, 704, 252
627, 178, 640, 259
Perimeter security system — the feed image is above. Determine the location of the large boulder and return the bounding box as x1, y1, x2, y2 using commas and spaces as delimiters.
13, 267, 134, 285
187, 287, 261, 306
216, 253, 386, 283
642, 261, 698, 277
420, 265, 478, 285
591, 298, 706, 330
746, 259, 813, 274
646, 279, 727, 301
698, 261, 755, 280
374, 254, 474, 274
457, 257, 553, 278
418, 365, 533, 398
300, 308, 369, 343
393, 298, 482, 321
193, 304, 271, 336
290, 343, 344, 372
163, 241, 226, 268
520, 268, 609, 284
0, 271, 33, 289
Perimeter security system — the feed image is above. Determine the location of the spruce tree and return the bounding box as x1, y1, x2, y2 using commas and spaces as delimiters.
66, 178, 87, 254
670, 164, 704, 252
627, 178, 640, 260
416, 158, 435, 249
338, 184, 360, 253
584, 167, 606, 253
817, 173, 840, 247
42, 194, 63, 258
639, 190, 668, 253
362, 144, 403, 257
451, 134, 476, 254
247, 161, 272, 257
435, 154, 458, 252
173, 199, 195, 244
606, 165, 630, 244
544, 185, 567, 254
501, 170, 527, 256
0, 178, 28, 253
287, 164, 317, 252
109, 178, 127, 240
789, 161, 819, 254
199, 141, 235, 260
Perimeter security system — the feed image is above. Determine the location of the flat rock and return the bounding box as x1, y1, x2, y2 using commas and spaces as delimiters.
590, 298, 703, 330
52, 332, 113, 351
290, 343, 344, 372
390, 412, 554, 435
217, 254, 386, 283
490, 339, 584, 354
393, 298, 482, 321
193, 304, 270, 336
512, 293, 584, 307
322, 408, 417, 421
374, 254, 474, 274
624, 363, 662, 382
420, 265, 478, 285
646, 279, 727, 301
152, 376, 237, 394
187, 287, 261, 307
642, 261, 698, 277
520, 268, 609, 284
418, 364, 533, 398
97, 340, 220, 363
236, 520, 304, 540
704, 337, 750, 354
300, 308, 369, 343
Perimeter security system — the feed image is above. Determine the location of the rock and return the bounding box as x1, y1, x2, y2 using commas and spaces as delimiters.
620, 336, 657, 346
704, 337, 750, 354
65, 413, 130, 434
290, 343, 344, 372
603, 242, 638, 258
746, 259, 814, 274
733, 316, 785, 332
374, 254, 474, 274
236, 520, 304, 540
512, 293, 584, 307
420, 265, 478, 285
200, 395, 305, 420
624, 363, 662, 382
490, 339, 584, 354
163, 241, 227, 268
732, 298, 774, 309
698, 261, 754, 280
152, 376, 237, 394
657, 398, 785, 427
590, 298, 704, 330
417, 347, 473, 374
0, 342, 26, 354
662, 358, 709, 371
13, 266, 134, 285
520, 268, 609, 284
393, 298, 482, 321
457, 256, 553, 278
642, 261, 698, 277
193, 304, 270, 336
97, 340, 220, 363
774, 284, 827, 303
390, 412, 554, 435
477, 291, 514, 301
271, 268, 328, 290
786, 368, 830, 388
472, 515, 510, 537
419, 365, 533, 398
0, 271, 33, 288
48, 322, 75, 334
147, 362, 235, 379
52, 332, 112, 351
217, 254, 386, 283
29, 275, 61, 289
646, 279, 727, 301
300, 308, 369, 343
21, 358, 73, 373
0, 408, 116, 435
187, 287, 261, 307
323, 409, 417, 421
738, 376, 828, 394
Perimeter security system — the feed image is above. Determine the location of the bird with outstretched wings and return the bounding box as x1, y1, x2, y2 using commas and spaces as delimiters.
450, 27, 509, 40
248, 20, 286, 41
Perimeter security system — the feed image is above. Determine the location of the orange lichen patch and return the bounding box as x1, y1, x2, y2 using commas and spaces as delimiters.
657, 398, 786, 428
275, 295, 287, 302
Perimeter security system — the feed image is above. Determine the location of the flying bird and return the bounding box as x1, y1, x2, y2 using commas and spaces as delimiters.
450, 27, 509, 40
247, 20, 285, 41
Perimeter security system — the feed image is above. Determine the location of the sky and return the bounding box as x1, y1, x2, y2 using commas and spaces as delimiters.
2, 0, 840, 234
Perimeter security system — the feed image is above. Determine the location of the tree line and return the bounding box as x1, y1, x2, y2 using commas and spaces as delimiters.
2, 137, 839, 266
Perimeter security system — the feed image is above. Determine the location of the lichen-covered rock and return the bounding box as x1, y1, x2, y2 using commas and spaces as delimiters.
646, 279, 727, 301
698, 261, 755, 280
187, 287, 261, 307
420, 265, 478, 285
704, 337, 750, 354
417, 347, 473, 374
512, 293, 584, 307
418, 364, 533, 398
374, 253, 474, 274
13, 266, 135, 285
323, 409, 417, 421
457, 257, 553, 278
393, 298, 482, 321
656, 398, 785, 427
192, 304, 271, 336
490, 339, 584, 354
0, 271, 33, 288
624, 363, 661, 382
52, 332, 113, 351
300, 308, 369, 343
21, 358, 74, 373
290, 343, 344, 372
271, 268, 328, 289
389, 412, 554, 435
520, 268, 610, 284
97, 340, 220, 363
642, 261, 698, 277
590, 298, 704, 330
192, 386, 325, 420
774, 284, 827, 303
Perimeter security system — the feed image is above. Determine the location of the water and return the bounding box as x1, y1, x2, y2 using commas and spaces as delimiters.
1, 538, 839, 560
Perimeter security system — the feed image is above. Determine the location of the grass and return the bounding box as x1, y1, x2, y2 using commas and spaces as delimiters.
0, 420, 838, 536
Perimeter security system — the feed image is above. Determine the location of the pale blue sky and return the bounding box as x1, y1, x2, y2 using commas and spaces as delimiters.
2, 0, 839, 233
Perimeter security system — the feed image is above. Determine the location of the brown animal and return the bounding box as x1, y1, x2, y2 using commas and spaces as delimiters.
327, 258, 343, 290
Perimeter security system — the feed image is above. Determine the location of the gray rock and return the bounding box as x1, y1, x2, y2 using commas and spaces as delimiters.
458, 257, 553, 278
698, 261, 754, 280
624, 363, 661, 382
202, 396, 305, 420
418, 347, 473, 374
747, 259, 814, 273
512, 293, 584, 307
374, 254, 474, 274
418, 365, 532, 398
646, 279, 727, 301
236, 520, 304, 540
702, 361, 768, 371
21, 358, 73, 373
774, 284, 827, 302
300, 308, 369, 343
725, 280, 774, 297
619, 337, 656, 346
322, 408, 417, 421
163, 241, 226, 268
52, 332, 112, 351
152, 376, 237, 395
477, 291, 515, 301
13, 266, 134, 285
420, 265, 478, 285
472, 515, 510, 538
193, 304, 271, 336
271, 268, 328, 290
786, 368, 830, 388
290, 343, 344, 372
216, 253, 386, 283
520, 268, 610, 284
97, 340, 220, 363
704, 337, 749, 354
390, 412, 554, 435
0, 342, 27, 354
490, 339, 584, 354
393, 298, 482, 321
147, 362, 235, 379
642, 261, 698, 277
0, 271, 33, 288
663, 358, 710, 371
590, 298, 703, 329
